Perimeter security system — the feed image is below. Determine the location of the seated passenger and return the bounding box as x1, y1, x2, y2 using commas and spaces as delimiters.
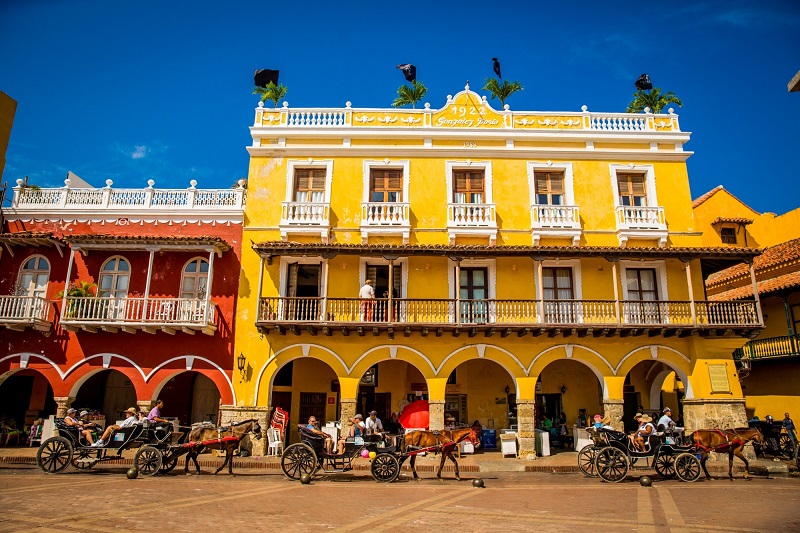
365, 411, 384, 436
95, 407, 142, 446
306, 416, 333, 454
634, 414, 656, 451
64, 408, 96, 445
147, 399, 171, 428
337, 414, 364, 454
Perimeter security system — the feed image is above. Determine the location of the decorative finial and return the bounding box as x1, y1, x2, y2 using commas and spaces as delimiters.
345, 101, 352, 108
282, 101, 289, 108
237, 179, 245, 189
644, 107, 651, 114
504, 104, 510, 111
64, 178, 71, 188
581, 105, 588, 112
257, 101, 264, 108
189, 179, 197, 189
105, 179, 113, 188
668, 108, 675, 115
481, 95, 487, 103
465, 81, 470, 91
424, 102, 430, 109
147, 179, 155, 188
16, 178, 23, 187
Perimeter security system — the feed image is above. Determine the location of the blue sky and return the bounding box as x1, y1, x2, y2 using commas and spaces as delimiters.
1, 1, 799, 214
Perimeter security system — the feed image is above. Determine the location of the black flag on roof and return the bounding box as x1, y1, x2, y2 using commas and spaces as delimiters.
396, 64, 416, 82
634, 73, 652, 91
492, 58, 502, 79
254, 69, 280, 87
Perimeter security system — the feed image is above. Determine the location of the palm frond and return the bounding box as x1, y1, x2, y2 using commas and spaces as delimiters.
482, 78, 523, 108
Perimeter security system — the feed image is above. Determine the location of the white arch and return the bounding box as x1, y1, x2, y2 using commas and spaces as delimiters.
648, 369, 674, 411
253, 343, 348, 402
436, 344, 527, 377
614, 346, 693, 400
63, 353, 146, 381
528, 345, 610, 400
351, 345, 435, 375
0, 353, 65, 379
147, 356, 236, 405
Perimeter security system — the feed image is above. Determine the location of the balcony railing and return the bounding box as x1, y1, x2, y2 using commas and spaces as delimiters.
733, 334, 800, 360
361, 202, 410, 227
447, 203, 496, 227
10, 180, 245, 212
258, 297, 760, 330
531, 205, 581, 229
280, 202, 330, 226
0, 296, 52, 331
60, 297, 216, 335
615, 205, 666, 230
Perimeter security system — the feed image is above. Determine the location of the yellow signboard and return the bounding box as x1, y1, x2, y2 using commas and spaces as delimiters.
708, 364, 731, 393
431, 90, 505, 129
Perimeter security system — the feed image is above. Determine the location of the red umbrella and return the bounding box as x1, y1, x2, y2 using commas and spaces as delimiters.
399, 400, 429, 430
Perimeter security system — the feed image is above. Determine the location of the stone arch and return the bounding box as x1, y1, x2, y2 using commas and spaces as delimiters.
254, 344, 349, 406
614, 345, 693, 400
648, 369, 675, 411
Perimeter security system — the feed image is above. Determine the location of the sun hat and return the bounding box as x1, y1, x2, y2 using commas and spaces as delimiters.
663, 407, 672, 413
594, 414, 602, 421
124, 407, 138, 415
634, 412, 643, 419
354, 414, 363, 420
67, 408, 77, 414
79, 410, 89, 417
640, 414, 653, 423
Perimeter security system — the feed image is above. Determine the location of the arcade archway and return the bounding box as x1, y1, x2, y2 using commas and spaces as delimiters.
443, 358, 517, 431
0, 369, 56, 431
622, 360, 685, 432
156, 371, 222, 425
73, 369, 136, 426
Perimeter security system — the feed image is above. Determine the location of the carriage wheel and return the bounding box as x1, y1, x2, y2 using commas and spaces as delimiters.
779, 435, 795, 458
371, 454, 401, 483
36, 437, 73, 474
281, 443, 318, 480
653, 453, 676, 479
578, 446, 599, 477
135, 446, 163, 476
159, 455, 178, 474
594, 447, 628, 483
674, 453, 701, 482
72, 448, 100, 470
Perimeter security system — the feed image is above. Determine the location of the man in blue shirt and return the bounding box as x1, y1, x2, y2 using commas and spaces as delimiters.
783, 413, 796, 443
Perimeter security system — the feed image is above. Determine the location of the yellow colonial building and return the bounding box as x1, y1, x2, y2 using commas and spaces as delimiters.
693, 186, 800, 420
227, 85, 761, 458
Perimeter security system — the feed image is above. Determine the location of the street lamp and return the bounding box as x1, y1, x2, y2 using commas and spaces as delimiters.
237, 353, 246, 373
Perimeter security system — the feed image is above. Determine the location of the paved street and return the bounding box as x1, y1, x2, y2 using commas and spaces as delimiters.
0, 463, 798, 532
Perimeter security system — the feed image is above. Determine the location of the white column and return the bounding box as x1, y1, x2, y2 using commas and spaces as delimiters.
454, 259, 461, 325
388, 259, 394, 323
534, 259, 544, 324
684, 260, 697, 325
749, 262, 763, 324
143, 249, 155, 321
205, 249, 216, 322
62, 247, 76, 312
257, 255, 265, 321
611, 260, 621, 324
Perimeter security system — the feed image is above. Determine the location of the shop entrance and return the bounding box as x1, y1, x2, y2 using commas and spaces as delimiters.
73, 369, 136, 426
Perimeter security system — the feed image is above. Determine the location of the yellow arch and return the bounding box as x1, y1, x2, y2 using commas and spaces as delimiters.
436, 344, 528, 381
527, 344, 614, 378
348, 345, 437, 381
613, 345, 693, 400
254, 344, 349, 405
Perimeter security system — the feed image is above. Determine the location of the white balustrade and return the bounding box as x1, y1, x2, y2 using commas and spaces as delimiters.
61, 297, 213, 326
615, 205, 666, 229
531, 205, 581, 228
447, 203, 496, 227
589, 114, 647, 131
0, 296, 51, 322
361, 202, 410, 226
286, 110, 347, 127
281, 202, 330, 225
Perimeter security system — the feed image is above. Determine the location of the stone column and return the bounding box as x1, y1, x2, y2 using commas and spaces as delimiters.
682, 398, 754, 460
339, 398, 357, 429
137, 400, 154, 415
53, 397, 74, 418
516, 399, 537, 460
603, 399, 625, 432
219, 405, 272, 456
428, 400, 445, 431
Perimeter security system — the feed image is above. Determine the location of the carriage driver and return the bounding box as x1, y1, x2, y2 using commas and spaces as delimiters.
94, 407, 142, 446
365, 411, 384, 436
658, 407, 675, 433
306, 416, 334, 454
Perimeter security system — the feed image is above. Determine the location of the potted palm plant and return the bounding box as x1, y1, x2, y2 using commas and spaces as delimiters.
57, 281, 97, 318
626, 87, 683, 114
392, 80, 427, 109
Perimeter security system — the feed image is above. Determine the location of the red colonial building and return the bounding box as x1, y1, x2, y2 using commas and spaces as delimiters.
0, 177, 244, 429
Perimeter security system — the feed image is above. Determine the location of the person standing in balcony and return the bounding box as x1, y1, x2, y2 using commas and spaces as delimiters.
359, 279, 375, 321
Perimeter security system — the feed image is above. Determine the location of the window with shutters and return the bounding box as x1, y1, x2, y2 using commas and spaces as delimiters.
720, 227, 737, 244
534, 171, 565, 205
617, 173, 647, 206
370, 169, 403, 202
293, 168, 326, 202
453, 170, 485, 204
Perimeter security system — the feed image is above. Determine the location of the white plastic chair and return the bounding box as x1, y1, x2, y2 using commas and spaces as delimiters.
267, 427, 284, 456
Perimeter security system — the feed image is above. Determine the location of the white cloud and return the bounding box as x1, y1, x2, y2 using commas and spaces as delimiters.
131, 146, 147, 159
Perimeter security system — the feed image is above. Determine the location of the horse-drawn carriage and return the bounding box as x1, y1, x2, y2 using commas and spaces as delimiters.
36, 418, 187, 476
578, 427, 701, 483
748, 419, 795, 459
281, 424, 479, 483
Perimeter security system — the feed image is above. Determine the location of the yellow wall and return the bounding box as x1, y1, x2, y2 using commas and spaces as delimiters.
741, 362, 800, 420
0, 91, 17, 177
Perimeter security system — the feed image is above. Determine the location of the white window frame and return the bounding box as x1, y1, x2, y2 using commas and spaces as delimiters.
619, 260, 669, 301
285, 159, 334, 203
447, 259, 497, 300
609, 164, 658, 208
278, 256, 328, 298
527, 162, 575, 206
445, 160, 493, 204
358, 257, 409, 298
98, 256, 131, 298
17, 255, 51, 298
539, 259, 583, 300
361, 159, 410, 203
180, 257, 209, 299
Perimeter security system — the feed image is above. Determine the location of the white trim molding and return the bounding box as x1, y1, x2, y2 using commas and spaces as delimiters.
359, 257, 409, 297
444, 160, 497, 245
279, 159, 334, 243
527, 161, 581, 246
609, 163, 667, 248
359, 159, 411, 244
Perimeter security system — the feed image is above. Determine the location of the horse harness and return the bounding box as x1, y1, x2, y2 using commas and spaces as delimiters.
695, 428, 748, 454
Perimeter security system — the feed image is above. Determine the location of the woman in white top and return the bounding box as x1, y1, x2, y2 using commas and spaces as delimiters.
634, 414, 656, 451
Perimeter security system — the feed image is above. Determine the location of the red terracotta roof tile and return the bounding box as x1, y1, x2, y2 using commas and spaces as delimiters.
709, 271, 800, 301
711, 217, 753, 226
707, 237, 800, 286
692, 185, 724, 209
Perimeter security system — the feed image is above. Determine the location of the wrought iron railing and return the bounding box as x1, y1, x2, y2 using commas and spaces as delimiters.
258, 297, 760, 328
733, 333, 800, 360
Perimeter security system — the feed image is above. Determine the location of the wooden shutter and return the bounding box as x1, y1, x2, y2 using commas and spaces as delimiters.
294, 169, 326, 200
453, 170, 484, 194
370, 169, 403, 201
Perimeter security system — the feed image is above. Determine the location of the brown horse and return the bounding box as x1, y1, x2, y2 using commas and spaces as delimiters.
403, 427, 481, 480
184, 419, 262, 475
689, 427, 764, 480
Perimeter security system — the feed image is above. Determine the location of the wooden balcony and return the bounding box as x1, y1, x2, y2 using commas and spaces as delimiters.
60, 297, 216, 335
733, 334, 800, 361
0, 296, 53, 332
257, 297, 761, 338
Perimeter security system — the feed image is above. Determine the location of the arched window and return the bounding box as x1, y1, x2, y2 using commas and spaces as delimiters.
17, 255, 50, 298
98, 257, 130, 298
181, 258, 209, 299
